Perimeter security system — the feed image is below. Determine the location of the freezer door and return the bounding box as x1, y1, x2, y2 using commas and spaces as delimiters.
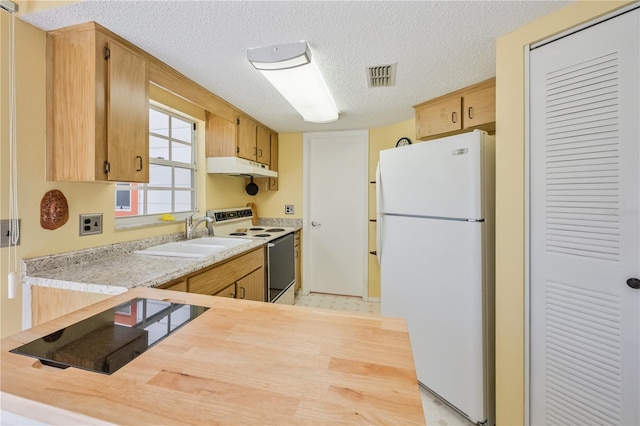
380, 214, 487, 423
378, 130, 488, 220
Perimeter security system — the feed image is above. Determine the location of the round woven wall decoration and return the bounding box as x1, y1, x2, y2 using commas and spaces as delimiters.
40, 189, 69, 230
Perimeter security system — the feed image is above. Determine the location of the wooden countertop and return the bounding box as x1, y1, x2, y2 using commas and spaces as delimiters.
1, 288, 425, 425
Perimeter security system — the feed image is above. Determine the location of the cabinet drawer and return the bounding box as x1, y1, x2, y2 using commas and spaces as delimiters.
188, 248, 264, 296
157, 279, 187, 292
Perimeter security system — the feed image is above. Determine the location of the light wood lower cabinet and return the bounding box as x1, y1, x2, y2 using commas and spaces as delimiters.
188, 247, 264, 300
235, 268, 264, 301
213, 283, 237, 299
157, 279, 187, 292
31, 247, 266, 325
31, 286, 112, 326
184, 246, 265, 301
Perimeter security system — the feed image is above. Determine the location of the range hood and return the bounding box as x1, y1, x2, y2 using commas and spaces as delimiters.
206, 157, 277, 178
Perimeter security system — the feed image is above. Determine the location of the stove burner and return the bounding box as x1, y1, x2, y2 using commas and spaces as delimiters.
229, 232, 247, 236
254, 234, 271, 238
266, 228, 286, 232
249, 227, 264, 231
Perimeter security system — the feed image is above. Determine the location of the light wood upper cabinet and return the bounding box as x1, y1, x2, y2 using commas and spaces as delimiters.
254, 131, 279, 191
207, 113, 276, 169
239, 115, 271, 165
207, 113, 280, 191
414, 78, 495, 141
268, 132, 279, 190
415, 96, 463, 138
47, 25, 149, 182
256, 125, 271, 165
205, 113, 237, 157
237, 114, 258, 161
462, 83, 496, 130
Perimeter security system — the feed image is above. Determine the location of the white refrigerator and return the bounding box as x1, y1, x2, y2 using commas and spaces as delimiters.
377, 130, 495, 425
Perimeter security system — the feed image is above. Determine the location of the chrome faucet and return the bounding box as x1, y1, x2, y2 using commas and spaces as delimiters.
185, 214, 214, 239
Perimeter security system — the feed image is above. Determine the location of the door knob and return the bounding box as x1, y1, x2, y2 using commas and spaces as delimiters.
627, 278, 640, 289
311, 221, 321, 227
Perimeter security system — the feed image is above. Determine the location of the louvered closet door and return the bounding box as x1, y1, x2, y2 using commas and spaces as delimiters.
530, 7, 639, 426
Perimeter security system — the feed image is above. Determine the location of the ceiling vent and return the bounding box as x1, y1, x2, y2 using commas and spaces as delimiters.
366, 63, 396, 88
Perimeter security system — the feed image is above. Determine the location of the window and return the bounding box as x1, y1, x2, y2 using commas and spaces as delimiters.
115, 106, 197, 225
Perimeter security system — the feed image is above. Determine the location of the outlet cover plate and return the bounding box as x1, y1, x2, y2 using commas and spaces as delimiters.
79, 214, 103, 236
285, 205, 294, 215
0, 219, 21, 247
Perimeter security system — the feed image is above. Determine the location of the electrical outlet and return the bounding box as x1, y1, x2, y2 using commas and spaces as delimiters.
79, 214, 103, 236
285, 205, 295, 215
0, 219, 21, 247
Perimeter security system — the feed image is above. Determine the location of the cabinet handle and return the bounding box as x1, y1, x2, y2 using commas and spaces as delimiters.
451, 112, 457, 124
136, 155, 143, 171
239, 286, 246, 299
258, 149, 263, 158
468, 107, 474, 120
253, 147, 257, 155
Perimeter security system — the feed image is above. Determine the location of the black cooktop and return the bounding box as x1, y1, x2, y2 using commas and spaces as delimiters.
10, 298, 208, 375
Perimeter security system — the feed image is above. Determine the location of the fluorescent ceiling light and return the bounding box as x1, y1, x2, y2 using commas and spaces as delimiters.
248, 42, 339, 123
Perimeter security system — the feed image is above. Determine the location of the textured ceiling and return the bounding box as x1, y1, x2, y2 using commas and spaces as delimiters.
20, 0, 572, 133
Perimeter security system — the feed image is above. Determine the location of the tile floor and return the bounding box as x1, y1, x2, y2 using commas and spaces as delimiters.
293, 292, 473, 426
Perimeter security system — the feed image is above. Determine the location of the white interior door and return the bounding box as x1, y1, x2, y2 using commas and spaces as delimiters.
529, 7, 640, 425
303, 130, 368, 297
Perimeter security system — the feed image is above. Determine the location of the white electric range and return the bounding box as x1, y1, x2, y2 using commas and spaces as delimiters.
206, 207, 296, 241
206, 207, 296, 304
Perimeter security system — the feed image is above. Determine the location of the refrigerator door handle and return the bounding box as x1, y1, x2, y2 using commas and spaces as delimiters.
376, 162, 382, 265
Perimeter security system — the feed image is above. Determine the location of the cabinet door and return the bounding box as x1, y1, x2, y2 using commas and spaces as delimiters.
188, 248, 264, 295
416, 96, 462, 139
105, 40, 149, 183
256, 125, 271, 165
205, 113, 237, 157
530, 8, 639, 425
268, 132, 279, 190
462, 85, 495, 130
254, 131, 279, 191
237, 115, 257, 161
236, 268, 265, 302
213, 283, 236, 299
294, 231, 301, 293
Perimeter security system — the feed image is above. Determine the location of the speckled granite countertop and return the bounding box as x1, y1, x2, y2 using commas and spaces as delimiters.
21, 233, 266, 296
22, 219, 302, 296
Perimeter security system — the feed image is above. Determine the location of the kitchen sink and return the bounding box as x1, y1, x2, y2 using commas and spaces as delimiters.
134, 237, 252, 258
183, 237, 249, 247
